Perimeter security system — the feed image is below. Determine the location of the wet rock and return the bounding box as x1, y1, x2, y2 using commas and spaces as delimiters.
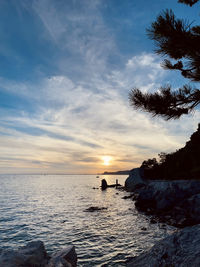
0, 250, 25, 267
0, 241, 77, 267
0, 241, 48, 267
127, 224, 200, 267
135, 186, 157, 212
48, 246, 77, 267
101, 179, 108, 190
47, 256, 71, 267
84, 206, 107, 212
168, 193, 200, 227
101, 179, 121, 190
134, 180, 200, 227
122, 194, 135, 199
150, 218, 157, 224
19, 240, 48, 265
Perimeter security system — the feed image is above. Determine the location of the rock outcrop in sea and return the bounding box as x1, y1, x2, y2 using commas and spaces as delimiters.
0, 241, 77, 267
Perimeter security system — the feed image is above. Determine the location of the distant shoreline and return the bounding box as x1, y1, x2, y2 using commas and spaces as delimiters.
101, 170, 131, 175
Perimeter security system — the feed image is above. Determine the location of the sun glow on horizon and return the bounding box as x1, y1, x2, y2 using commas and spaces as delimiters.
102, 156, 112, 166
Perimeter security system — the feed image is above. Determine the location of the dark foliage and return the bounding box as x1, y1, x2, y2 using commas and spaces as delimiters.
142, 124, 200, 180
129, 1, 200, 119
178, 0, 199, 6
141, 158, 158, 169
130, 85, 200, 120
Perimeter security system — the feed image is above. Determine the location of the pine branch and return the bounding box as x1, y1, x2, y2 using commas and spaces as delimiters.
129, 0, 200, 120
147, 9, 200, 82
147, 9, 193, 60
129, 86, 200, 120
178, 0, 199, 6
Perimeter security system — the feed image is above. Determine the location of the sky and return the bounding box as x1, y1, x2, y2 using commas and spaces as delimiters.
0, 0, 200, 174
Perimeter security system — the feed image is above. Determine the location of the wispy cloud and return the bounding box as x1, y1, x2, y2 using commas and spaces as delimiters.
0, 1, 198, 174
32, 0, 116, 76
1, 51, 198, 173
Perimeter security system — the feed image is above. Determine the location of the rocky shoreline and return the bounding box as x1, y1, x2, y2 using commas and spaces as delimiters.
125, 168, 200, 266
125, 168, 200, 227
127, 224, 200, 266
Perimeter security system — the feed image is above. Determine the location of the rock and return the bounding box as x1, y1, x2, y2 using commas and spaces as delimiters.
172, 193, 200, 226
101, 179, 121, 190
127, 224, 200, 267
0, 250, 25, 267
101, 179, 108, 190
19, 240, 49, 265
125, 168, 146, 192
48, 246, 77, 267
150, 218, 157, 224
0, 241, 77, 267
122, 194, 134, 199
84, 206, 107, 212
47, 256, 71, 267
0, 241, 48, 267
134, 185, 157, 212
134, 180, 200, 227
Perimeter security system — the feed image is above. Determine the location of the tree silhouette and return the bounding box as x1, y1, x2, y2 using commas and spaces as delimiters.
142, 124, 200, 180
129, 0, 200, 120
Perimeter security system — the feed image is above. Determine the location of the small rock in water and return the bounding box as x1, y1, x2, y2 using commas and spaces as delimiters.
122, 194, 134, 199
101, 179, 108, 190
150, 218, 157, 224
84, 206, 107, 212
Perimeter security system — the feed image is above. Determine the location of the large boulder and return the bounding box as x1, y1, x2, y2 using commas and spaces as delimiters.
48, 245, 77, 267
125, 168, 146, 191
0, 241, 48, 267
0, 241, 77, 267
127, 224, 200, 267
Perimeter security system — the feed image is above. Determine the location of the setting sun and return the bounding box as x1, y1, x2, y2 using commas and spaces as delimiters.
102, 156, 112, 166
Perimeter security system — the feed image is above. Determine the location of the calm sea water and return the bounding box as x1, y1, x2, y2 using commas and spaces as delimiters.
0, 174, 174, 266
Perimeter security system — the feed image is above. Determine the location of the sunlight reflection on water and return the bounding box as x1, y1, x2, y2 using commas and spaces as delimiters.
0, 174, 174, 266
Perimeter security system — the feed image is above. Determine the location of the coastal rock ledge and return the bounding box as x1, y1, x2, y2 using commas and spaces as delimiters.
0, 241, 77, 267
124, 170, 200, 227
127, 224, 200, 267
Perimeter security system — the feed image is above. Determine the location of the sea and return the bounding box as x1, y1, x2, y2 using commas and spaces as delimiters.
0, 174, 175, 266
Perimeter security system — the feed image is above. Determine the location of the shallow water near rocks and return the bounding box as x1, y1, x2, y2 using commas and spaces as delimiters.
0, 174, 175, 266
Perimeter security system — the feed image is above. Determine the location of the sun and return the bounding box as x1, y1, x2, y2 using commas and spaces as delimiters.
102, 156, 112, 166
